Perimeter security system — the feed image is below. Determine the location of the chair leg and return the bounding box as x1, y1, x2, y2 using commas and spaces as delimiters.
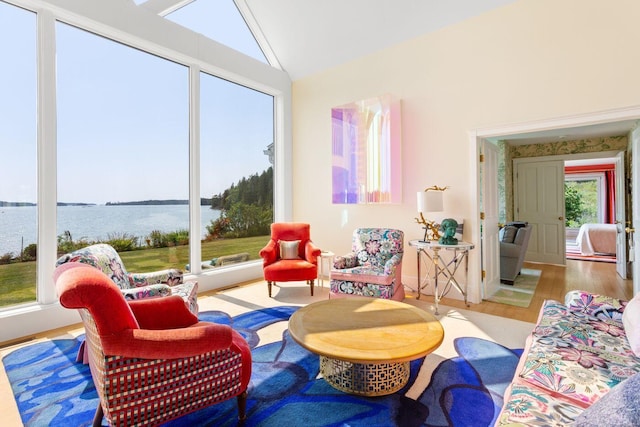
310, 279, 314, 296
268, 281, 273, 297
237, 390, 248, 421
92, 402, 104, 427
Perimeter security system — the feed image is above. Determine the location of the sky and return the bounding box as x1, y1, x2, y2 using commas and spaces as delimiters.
0, 0, 273, 205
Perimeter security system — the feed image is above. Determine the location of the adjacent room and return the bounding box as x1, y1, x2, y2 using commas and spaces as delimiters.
1, 0, 639, 426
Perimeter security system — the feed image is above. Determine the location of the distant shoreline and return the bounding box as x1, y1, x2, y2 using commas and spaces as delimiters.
1, 198, 212, 207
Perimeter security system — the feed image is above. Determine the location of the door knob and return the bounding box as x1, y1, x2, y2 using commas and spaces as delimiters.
626, 227, 635, 233
558, 216, 564, 221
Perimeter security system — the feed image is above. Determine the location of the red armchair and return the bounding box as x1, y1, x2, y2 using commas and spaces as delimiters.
53, 262, 251, 427
259, 222, 321, 297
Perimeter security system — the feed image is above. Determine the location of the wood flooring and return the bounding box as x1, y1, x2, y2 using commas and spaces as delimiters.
436, 259, 633, 324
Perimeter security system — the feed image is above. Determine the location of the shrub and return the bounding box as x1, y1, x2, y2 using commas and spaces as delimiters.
105, 232, 138, 252
0, 252, 13, 265
22, 243, 37, 261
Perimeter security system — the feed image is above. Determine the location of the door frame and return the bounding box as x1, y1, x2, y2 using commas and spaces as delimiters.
470, 106, 640, 300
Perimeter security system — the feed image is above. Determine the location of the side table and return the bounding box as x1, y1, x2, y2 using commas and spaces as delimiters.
408, 239, 475, 315
317, 251, 335, 288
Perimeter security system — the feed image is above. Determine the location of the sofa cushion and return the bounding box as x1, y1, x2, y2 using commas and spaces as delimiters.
497, 381, 584, 426
571, 372, 640, 426
622, 293, 640, 357
516, 300, 640, 408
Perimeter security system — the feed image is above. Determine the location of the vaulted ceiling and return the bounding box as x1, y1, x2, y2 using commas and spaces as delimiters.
136, 0, 637, 145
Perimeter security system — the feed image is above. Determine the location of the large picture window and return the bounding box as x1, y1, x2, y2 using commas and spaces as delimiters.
0, 2, 37, 307
0, 1, 287, 340
56, 22, 190, 272
199, 72, 274, 270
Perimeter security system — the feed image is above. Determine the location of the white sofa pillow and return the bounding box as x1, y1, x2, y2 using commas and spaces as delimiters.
623, 293, 640, 356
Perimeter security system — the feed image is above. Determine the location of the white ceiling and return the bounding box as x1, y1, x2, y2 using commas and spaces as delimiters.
239, 0, 637, 145
242, 0, 519, 80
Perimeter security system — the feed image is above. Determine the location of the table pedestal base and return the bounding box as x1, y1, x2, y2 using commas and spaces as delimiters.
319, 356, 409, 396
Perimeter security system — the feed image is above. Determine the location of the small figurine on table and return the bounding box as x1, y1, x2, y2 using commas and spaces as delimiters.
439, 218, 458, 245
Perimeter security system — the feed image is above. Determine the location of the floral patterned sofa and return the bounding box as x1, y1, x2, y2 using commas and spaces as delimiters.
329, 228, 404, 301
497, 290, 640, 425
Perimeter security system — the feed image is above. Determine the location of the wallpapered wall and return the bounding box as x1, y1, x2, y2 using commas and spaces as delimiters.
502, 135, 629, 221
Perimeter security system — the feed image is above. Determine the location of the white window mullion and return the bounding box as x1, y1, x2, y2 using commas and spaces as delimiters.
37, 9, 58, 304
189, 65, 201, 275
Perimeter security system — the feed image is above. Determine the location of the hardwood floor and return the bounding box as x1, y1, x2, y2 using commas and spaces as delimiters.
0, 259, 633, 346
436, 259, 633, 323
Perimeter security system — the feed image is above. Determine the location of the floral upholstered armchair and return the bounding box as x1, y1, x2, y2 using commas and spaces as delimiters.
56, 243, 198, 315
53, 262, 251, 426
330, 228, 405, 301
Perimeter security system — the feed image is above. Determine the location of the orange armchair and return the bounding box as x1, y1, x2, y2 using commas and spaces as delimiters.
259, 222, 321, 297
53, 262, 251, 427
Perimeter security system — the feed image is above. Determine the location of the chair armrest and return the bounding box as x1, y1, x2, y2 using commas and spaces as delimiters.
384, 254, 403, 275
129, 269, 183, 286
333, 253, 357, 269
259, 239, 278, 265
565, 290, 628, 322
102, 322, 233, 359
499, 242, 522, 258
128, 295, 199, 330
304, 241, 321, 264
121, 284, 171, 300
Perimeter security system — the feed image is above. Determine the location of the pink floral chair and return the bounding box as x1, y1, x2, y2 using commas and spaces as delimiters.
56, 243, 198, 315
330, 228, 405, 301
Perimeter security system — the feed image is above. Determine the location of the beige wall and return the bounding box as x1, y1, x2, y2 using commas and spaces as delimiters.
291, 0, 640, 303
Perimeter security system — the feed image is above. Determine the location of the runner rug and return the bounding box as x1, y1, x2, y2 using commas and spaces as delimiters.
485, 268, 541, 308
1, 283, 534, 427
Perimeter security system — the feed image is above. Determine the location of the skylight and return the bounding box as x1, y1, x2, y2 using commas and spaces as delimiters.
163, 0, 268, 64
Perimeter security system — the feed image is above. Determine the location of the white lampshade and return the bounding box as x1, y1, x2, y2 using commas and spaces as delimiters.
417, 190, 443, 213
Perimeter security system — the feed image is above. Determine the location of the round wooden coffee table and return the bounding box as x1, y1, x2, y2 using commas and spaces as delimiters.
288, 297, 444, 396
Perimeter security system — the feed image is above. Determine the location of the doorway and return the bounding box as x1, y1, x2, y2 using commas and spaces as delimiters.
472, 108, 640, 301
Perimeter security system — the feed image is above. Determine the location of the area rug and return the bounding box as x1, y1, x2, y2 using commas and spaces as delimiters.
484, 268, 541, 308
566, 241, 616, 263
1, 284, 534, 427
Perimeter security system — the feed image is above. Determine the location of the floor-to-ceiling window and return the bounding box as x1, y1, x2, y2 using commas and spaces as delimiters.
0, 0, 289, 330
199, 73, 274, 270
56, 22, 191, 271
0, 2, 37, 308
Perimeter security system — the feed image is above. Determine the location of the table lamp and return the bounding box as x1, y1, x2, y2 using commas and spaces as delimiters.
415, 185, 447, 241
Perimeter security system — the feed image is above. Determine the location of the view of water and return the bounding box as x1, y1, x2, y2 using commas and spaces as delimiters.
0, 205, 221, 255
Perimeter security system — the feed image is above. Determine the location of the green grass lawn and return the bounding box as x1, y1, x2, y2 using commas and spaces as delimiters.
0, 235, 269, 308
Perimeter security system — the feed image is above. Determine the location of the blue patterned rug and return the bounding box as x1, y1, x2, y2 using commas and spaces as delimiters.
2, 306, 523, 426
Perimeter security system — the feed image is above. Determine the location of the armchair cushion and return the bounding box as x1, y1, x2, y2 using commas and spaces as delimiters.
501, 225, 518, 243
333, 253, 358, 269
279, 239, 301, 259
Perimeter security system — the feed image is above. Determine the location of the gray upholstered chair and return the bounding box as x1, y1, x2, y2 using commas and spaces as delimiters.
499, 222, 532, 285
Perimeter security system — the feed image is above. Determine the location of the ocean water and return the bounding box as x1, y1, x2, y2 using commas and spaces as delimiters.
0, 205, 221, 255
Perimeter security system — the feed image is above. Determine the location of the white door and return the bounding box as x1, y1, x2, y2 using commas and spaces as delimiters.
615, 151, 627, 279
515, 159, 566, 264
481, 140, 501, 298
632, 126, 640, 295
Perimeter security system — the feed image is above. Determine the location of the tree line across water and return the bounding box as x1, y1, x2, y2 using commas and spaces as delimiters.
1, 167, 274, 264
